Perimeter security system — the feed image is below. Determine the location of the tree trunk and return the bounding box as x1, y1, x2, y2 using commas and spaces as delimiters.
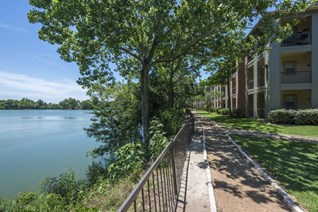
140, 64, 149, 150
168, 70, 174, 108
227, 77, 232, 117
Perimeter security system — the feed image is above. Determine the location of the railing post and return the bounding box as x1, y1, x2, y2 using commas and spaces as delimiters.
171, 141, 179, 208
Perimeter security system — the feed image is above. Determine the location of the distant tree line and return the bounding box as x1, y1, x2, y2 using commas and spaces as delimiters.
0, 98, 93, 110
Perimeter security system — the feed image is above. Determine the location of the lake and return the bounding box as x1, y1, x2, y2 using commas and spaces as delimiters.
0, 110, 98, 198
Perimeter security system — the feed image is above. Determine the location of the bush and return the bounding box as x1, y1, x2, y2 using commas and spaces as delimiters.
232, 108, 245, 118
86, 161, 108, 185
107, 142, 145, 182
148, 119, 169, 161
158, 108, 183, 136
209, 107, 216, 112
0, 192, 66, 212
217, 108, 229, 115
83, 178, 134, 211
294, 109, 318, 125
268, 109, 296, 124
41, 170, 86, 205
204, 104, 212, 112
268, 109, 318, 125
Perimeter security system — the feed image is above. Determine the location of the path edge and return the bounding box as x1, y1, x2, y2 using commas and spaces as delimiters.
227, 134, 304, 212
202, 127, 217, 212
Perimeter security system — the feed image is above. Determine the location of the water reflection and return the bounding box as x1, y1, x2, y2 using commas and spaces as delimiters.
0, 110, 98, 197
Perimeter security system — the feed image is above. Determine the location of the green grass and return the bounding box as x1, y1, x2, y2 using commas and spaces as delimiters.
232, 135, 318, 212
196, 111, 318, 137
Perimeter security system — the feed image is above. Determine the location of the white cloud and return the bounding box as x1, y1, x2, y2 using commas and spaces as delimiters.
0, 22, 28, 32
32, 55, 68, 71
0, 71, 88, 103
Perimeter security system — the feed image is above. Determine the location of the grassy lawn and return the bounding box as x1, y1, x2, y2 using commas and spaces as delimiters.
232, 135, 318, 212
196, 110, 318, 137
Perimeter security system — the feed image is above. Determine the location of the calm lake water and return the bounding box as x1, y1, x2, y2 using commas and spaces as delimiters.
0, 110, 98, 198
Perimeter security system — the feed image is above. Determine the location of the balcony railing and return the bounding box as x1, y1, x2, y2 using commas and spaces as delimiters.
248, 76, 265, 90
232, 87, 236, 95
281, 71, 311, 84
258, 77, 265, 87
281, 31, 311, 47
248, 80, 254, 90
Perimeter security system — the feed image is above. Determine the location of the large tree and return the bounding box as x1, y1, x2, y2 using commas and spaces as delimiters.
28, 0, 311, 149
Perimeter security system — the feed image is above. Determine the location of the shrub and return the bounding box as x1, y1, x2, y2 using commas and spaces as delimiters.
86, 161, 108, 185
294, 109, 318, 125
232, 108, 245, 118
217, 108, 229, 115
268, 109, 318, 125
41, 170, 86, 205
209, 107, 216, 112
268, 109, 296, 124
107, 142, 145, 182
158, 108, 183, 136
204, 104, 212, 112
83, 178, 134, 211
148, 119, 169, 161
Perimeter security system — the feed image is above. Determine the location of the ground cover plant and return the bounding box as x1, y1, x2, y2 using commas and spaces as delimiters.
232, 135, 318, 212
197, 111, 318, 137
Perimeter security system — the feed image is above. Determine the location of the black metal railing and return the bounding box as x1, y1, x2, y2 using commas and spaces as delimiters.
118, 114, 194, 212
232, 87, 236, 95
258, 76, 265, 87
281, 31, 311, 47
281, 71, 311, 84
248, 80, 254, 90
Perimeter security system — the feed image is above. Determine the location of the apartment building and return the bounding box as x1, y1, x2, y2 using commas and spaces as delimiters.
209, 4, 318, 118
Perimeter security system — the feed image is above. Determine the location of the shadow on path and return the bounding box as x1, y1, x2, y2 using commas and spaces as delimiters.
198, 116, 289, 212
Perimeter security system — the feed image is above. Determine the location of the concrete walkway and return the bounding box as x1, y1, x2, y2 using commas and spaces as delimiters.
180, 113, 291, 212
177, 117, 215, 212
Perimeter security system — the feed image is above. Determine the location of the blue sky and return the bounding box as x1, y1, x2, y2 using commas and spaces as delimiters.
0, 1, 88, 103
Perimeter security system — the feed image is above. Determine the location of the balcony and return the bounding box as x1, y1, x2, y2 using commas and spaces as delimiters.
232, 87, 236, 95
248, 80, 254, 90
258, 76, 265, 87
281, 71, 311, 84
248, 76, 265, 90
281, 31, 311, 47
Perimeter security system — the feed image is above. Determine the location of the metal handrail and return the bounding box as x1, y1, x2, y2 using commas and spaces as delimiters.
281, 70, 311, 84
118, 114, 194, 212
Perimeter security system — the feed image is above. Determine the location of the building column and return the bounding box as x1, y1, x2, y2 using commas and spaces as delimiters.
312, 14, 318, 107
244, 56, 249, 117
225, 85, 228, 108
268, 42, 281, 112
253, 57, 258, 118
264, 50, 270, 118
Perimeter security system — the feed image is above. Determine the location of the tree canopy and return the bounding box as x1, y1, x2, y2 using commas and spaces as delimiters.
28, 0, 313, 161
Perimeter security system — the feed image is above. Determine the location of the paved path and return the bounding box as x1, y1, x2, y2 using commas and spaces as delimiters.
177, 119, 213, 212
198, 116, 289, 212
181, 113, 290, 212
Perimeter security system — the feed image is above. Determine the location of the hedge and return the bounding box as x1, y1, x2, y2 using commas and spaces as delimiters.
268, 109, 318, 125
217, 108, 229, 115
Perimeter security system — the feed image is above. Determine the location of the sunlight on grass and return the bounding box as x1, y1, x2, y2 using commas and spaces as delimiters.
232, 135, 318, 212
197, 111, 318, 137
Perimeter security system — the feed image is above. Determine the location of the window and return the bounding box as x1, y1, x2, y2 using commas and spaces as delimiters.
284, 95, 297, 109
284, 61, 297, 75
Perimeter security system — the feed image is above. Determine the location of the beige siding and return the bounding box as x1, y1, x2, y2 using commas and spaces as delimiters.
281, 52, 311, 72
312, 13, 318, 107
281, 90, 311, 109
